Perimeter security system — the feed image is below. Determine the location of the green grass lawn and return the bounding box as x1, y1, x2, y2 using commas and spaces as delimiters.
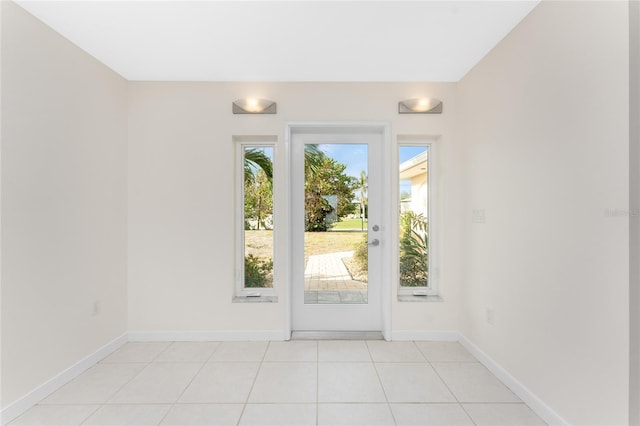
331, 218, 368, 230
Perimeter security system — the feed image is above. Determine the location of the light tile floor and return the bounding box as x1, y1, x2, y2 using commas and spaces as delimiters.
10, 341, 547, 426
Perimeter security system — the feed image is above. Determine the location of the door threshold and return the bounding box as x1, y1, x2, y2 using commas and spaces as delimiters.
291, 331, 384, 340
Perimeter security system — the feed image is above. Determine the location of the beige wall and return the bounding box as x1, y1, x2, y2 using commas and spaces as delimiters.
1, 1, 128, 408
127, 82, 464, 333
458, 1, 629, 424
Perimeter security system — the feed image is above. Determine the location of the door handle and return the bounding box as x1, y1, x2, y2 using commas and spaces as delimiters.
368, 238, 380, 246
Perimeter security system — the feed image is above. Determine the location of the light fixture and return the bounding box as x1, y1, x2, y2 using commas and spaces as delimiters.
232, 98, 277, 114
398, 98, 443, 114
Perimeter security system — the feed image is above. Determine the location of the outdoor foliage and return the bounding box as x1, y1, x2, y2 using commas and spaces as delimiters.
244, 168, 273, 230
244, 145, 359, 233
244, 254, 273, 288
399, 211, 429, 287
357, 171, 368, 230
304, 154, 358, 231
244, 148, 273, 183
305, 190, 335, 232
303, 144, 325, 176
243, 148, 274, 288
352, 234, 369, 276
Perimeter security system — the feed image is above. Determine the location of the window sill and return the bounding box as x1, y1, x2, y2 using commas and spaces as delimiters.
397, 294, 443, 303
233, 295, 278, 303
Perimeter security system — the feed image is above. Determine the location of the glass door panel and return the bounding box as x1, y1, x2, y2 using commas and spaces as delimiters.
290, 125, 384, 332
303, 144, 368, 305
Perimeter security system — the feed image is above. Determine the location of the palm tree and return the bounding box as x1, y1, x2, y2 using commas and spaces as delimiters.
244, 148, 273, 183
358, 170, 367, 231
303, 144, 325, 176
244, 145, 328, 232
244, 144, 324, 183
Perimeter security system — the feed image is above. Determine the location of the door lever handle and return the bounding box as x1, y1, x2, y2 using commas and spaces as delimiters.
368, 238, 380, 246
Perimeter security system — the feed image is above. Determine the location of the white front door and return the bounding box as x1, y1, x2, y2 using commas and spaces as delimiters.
290, 124, 387, 331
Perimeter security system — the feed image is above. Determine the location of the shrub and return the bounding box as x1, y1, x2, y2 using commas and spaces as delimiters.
305, 191, 334, 232
244, 254, 274, 288
399, 211, 428, 287
353, 234, 369, 273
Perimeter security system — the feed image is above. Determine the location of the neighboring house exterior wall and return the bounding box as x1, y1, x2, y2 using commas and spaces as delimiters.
399, 151, 428, 217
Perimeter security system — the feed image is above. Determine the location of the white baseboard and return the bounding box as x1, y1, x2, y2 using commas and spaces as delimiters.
458, 335, 568, 426
0, 333, 127, 426
127, 330, 286, 342
390, 330, 461, 341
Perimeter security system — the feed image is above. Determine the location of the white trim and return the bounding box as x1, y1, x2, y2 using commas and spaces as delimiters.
459, 335, 568, 426
390, 330, 460, 341
291, 331, 384, 340
0, 333, 127, 426
380, 124, 393, 341
127, 330, 286, 342
282, 125, 292, 341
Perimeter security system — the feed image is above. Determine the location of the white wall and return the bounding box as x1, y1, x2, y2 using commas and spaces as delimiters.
458, 1, 629, 424
630, 0, 640, 423
0, 0, 4, 414
4, 1, 633, 422
1, 1, 128, 409
127, 82, 464, 334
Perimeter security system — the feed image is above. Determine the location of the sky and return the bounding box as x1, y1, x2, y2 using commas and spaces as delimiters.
319, 144, 368, 179
317, 144, 428, 199
318, 144, 427, 178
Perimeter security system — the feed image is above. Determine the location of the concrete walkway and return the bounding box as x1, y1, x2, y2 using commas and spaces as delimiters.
304, 251, 366, 291
304, 251, 367, 304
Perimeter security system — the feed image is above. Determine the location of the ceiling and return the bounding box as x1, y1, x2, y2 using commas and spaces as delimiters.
16, 1, 540, 82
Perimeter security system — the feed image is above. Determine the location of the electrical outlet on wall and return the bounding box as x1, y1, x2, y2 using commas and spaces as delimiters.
485, 307, 495, 325
91, 300, 100, 316
472, 208, 486, 224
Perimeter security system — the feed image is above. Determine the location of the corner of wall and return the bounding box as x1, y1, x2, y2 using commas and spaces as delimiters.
0, 0, 4, 417
1, 0, 129, 414
629, 0, 640, 423
457, 1, 630, 424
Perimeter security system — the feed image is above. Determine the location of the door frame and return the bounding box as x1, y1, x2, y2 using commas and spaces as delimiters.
283, 122, 392, 340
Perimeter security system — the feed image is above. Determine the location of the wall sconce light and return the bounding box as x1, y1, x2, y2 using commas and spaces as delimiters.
398, 98, 443, 114
232, 98, 277, 114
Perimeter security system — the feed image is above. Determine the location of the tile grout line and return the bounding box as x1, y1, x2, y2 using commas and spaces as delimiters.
366, 340, 398, 426
155, 342, 222, 425
236, 341, 270, 426
152, 342, 181, 425
74, 342, 171, 425
424, 345, 535, 417
76, 404, 102, 426
417, 342, 477, 426
79, 342, 170, 425
17, 341, 541, 425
